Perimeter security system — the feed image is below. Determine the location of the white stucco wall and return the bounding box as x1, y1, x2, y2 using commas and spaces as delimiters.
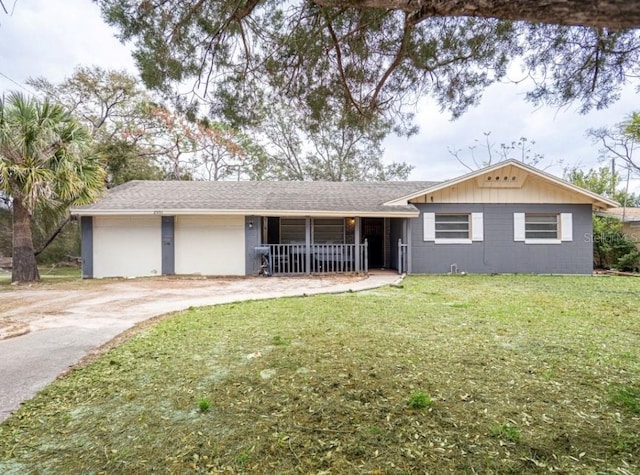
174, 216, 245, 275
93, 216, 162, 278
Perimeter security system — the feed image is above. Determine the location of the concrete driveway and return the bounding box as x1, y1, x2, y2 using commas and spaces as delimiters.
0, 272, 400, 423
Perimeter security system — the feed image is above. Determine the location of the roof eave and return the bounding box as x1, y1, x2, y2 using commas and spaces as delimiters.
70, 208, 420, 218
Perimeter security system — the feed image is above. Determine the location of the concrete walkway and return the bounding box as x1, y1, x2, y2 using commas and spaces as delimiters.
0, 272, 401, 423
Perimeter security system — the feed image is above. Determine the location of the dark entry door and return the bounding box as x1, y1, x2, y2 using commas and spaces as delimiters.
362, 218, 384, 268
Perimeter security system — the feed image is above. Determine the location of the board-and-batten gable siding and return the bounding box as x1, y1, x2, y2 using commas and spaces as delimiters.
410, 203, 593, 274
174, 215, 246, 276
93, 215, 162, 278
408, 168, 588, 205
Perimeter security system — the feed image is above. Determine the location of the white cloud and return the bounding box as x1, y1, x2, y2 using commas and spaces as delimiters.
385, 75, 639, 193
0, 0, 135, 90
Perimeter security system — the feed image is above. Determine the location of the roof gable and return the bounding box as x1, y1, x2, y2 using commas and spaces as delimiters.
384, 160, 619, 209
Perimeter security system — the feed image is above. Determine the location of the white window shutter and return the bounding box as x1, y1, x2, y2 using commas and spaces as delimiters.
471, 213, 484, 241
560, 213, 573, 241
514, 213, 525, 241
423, 212, 435, 241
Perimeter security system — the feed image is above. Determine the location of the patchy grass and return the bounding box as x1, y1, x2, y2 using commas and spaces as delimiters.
0, 266, 80, 287
489, 422, 521, 443
610, 385, 640, 414
408, 391, 433, 410
1, 275, 639, 473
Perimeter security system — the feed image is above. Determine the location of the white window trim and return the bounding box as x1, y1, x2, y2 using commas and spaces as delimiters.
524, 238, 562, 245
424, 212, 482, 244
514, 212, 573, 244
435, 238, 473, 245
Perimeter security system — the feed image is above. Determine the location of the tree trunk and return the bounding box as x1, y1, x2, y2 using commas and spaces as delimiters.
12, 197, 40, 283
313, 0, 640, 29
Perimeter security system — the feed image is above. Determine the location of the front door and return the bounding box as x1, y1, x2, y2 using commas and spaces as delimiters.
362, 218, 384, 268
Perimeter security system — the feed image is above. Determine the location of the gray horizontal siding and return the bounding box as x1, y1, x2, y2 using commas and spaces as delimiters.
410, 204, 593, 274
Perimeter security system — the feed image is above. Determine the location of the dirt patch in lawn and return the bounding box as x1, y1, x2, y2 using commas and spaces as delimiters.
0, 274, 366, 339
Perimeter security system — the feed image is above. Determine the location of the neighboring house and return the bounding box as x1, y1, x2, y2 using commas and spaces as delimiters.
71, 160, 618, 278
599, 207, 640, 250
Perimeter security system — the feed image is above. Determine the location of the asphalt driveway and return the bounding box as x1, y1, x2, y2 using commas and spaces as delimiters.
0, 272, 400, 422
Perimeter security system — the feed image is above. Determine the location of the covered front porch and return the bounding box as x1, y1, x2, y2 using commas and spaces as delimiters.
250, 216, 411, 276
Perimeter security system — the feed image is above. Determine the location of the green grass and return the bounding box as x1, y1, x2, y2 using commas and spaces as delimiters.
610, 385, 640, 414
408, 391, 433, 409
489, 422, 521, 443
0, 266, 80, 286
1, 275, 639, 473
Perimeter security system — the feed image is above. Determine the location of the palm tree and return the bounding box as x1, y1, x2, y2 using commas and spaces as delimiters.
0, 92, 105, 283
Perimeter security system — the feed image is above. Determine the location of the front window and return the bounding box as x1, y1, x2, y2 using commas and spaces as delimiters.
313, 218, 345, 244
525, 214, 558, 240
280, 218, 305, 243
435, 214, 470, 240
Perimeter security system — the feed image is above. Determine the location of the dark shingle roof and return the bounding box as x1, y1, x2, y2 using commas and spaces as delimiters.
73, 180, 439, 216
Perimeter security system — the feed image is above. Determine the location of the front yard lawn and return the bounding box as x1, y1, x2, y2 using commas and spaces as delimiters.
0, 266, 81, 287
1, 275, 639, 473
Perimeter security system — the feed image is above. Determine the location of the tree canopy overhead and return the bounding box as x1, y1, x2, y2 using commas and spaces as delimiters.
97, 0, 640, 134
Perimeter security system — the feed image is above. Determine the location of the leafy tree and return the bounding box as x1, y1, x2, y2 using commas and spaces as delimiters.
565, 165, 640, 270
0, 205, 10, 259
124, 103, 254, 180
259, 103, 412, 181
564, 165, 639, 206
195, 120, 253, 181
588, 114, 640, 178
0, 92, 105, 283
97, 1, 640, 138
27, 66, 166, 186
29, 67, 258, 182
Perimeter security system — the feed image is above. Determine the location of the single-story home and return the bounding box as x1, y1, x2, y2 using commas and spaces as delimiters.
598, 207, 640, 250
71, 159, 618, 278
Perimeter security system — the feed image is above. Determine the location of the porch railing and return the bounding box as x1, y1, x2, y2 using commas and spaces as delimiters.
265, 241, 368, 275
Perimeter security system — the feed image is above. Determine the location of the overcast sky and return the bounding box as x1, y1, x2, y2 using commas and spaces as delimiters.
1, 0, 638, 191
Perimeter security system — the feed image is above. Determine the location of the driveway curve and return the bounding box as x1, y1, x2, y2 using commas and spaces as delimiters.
0, 272, 400, 422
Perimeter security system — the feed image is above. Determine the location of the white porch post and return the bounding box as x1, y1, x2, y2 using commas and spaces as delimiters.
354, 217, 361, 272
305, 217, 312, 274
